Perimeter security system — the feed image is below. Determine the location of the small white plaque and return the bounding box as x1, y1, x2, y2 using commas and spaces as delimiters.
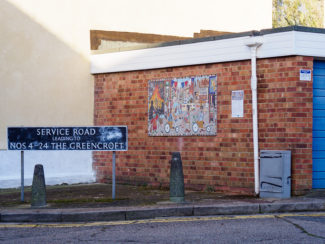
231, 90, 244, 118
300, 69, 311, 81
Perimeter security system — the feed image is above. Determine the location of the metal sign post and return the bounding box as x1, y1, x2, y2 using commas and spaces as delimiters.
112, 151, 116, 199
21, 150, 24, 202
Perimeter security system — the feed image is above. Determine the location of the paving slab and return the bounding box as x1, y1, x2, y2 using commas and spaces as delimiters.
193, 203, 260, 216
1, 184, 325, 223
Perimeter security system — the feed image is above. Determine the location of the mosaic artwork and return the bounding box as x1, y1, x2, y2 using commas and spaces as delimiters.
148, 75, 217, 136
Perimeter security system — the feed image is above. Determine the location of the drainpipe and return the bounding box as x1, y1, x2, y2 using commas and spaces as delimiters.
245, 36, 263, 195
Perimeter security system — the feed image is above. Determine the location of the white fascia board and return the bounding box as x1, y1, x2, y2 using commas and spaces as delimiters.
90, 30, 325, 74
294, 31, 325, 57
257, 31, 296, 58
91, 36, 252, 74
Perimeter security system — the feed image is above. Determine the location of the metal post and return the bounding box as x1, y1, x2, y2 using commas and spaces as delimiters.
112, 151, 116, 200
21, 151, 24, 202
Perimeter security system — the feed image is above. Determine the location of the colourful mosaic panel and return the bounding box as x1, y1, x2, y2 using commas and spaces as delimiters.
148, 75, 217, 136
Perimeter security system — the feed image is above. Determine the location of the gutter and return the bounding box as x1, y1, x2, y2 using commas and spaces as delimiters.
245, 36, 263, 195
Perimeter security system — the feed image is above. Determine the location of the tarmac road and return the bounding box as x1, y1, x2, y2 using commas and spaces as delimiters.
1, 212, 325, 244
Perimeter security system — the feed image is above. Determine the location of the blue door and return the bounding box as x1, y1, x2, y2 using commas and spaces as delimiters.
313, 60, 325, 188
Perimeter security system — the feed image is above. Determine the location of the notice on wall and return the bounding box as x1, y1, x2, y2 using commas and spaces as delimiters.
231, 90, 244, 118
148, 75, 217, 136
7, 126, 128, 151
300, 69, 311, 81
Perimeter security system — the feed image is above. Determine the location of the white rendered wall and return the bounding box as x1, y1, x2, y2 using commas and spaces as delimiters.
0, 151, 95, 188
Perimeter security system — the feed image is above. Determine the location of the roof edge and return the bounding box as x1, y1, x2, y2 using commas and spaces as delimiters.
92, 26, 325, 54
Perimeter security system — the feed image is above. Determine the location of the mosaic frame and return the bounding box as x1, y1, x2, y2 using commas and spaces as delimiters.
148, 74, 217, 136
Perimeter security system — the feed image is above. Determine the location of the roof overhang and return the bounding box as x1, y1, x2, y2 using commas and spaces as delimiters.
91, 26, 325, 74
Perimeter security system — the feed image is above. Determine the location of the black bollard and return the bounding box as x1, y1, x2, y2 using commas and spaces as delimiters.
169, 152, 185, 203
31, 164, 47, 207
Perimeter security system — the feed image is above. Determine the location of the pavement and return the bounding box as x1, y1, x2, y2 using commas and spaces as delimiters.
0, 184, 325, 223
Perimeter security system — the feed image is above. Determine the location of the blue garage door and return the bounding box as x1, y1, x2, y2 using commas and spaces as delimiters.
313, 60, 325, 188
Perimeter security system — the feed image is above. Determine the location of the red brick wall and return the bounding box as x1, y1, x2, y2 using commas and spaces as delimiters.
257, 56, 314, 194
93, 55, 313, 195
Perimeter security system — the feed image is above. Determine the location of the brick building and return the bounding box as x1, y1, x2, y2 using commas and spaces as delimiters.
91, 26, 325, 196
